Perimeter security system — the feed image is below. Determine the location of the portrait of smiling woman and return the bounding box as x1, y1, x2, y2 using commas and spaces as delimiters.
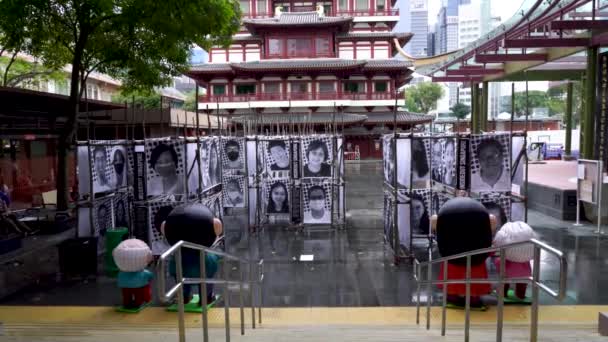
303, 139, 331, 178
267, 182, 289, 214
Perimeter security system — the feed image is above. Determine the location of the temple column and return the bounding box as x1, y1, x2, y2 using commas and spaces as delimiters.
582, 46, 598, 159
564, 81, 574, 159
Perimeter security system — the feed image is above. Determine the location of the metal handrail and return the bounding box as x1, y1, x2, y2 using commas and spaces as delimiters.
413, 238, 568, 342
158, 240, 264, 342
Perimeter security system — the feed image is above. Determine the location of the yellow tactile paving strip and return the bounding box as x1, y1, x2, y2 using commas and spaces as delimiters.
0, 306, 606, 328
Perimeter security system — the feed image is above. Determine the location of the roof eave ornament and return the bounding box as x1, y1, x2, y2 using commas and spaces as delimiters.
274, 5, 282, 18
316, 4, 325, 17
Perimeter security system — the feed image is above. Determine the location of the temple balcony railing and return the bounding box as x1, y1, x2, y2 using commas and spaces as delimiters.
241, 8, 398, 19
200, 91, 397, 103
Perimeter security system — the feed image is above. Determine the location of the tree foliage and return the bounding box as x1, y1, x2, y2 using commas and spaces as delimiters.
501, 90, 548, 117
0, 55, 64, 87
450, 102, 470, 119
0, 0, 241, 209
111, 89, 162, 109
403, 82, 444, 114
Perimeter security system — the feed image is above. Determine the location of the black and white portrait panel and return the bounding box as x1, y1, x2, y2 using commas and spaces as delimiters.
411, 137, 431, 189
113, 192, 130, 229
442, 138, 458, 188
93, 195, 115, 254
382, 135, 392, 184
511, 135, 527, 195
77, 145, 91, 196
409, 189, 431, 236
302, 182, 332, 224
146, 139, 186, 198
264, 139, 290, 178
111, 145, 128, 189
335, 137, 344, 179
431, 191, 452, 216
511, 200, 525, 222
383, 135, 395, 186
470, 134, 511, 192
148, 200, 181, 255
90, 143, 115, 194
186, 141, 200, 196
200, 137, 221, 189
383, 193, 394, 248
480, 193, 511, 230
221, 138, 245, 172
431, 138, 443, 183
264, 180, 290, 215
247, 139, 258, 177
396, 137, 411, 188
201, 191, 223, 220
302, 136, 333, 178
397, 203, 411, 250
223, 175, 246, 208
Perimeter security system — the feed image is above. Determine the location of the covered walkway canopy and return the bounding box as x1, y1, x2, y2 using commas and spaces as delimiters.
402, 0, 608, 160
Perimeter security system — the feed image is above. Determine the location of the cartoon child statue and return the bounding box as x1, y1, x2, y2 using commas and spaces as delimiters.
161, 203, 224, 309
432, 197, 497, 310
113, 238, 154, 311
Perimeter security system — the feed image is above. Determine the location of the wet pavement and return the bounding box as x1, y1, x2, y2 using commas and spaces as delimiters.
1, 161, 607, 307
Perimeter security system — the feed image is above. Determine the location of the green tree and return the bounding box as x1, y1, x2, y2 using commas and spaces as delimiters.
0, 0, 240, 210
547, 82, 582, 119
403, 82, 444, 114
450, 102, 470, 119
183, 89, 197, 112
112, 90, 162, 109
0, 55, 64, 87
503, 90, 549, 117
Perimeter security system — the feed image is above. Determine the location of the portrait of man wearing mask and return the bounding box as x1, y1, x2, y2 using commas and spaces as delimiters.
224, 140, 243, 170
304, 185, 330, 224
113, 148, 126, 188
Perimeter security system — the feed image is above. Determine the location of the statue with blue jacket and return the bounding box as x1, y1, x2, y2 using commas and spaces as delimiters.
161, 203, 224, 306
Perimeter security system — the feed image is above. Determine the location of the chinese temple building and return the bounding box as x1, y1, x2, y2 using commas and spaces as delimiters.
186, 1, 433, 159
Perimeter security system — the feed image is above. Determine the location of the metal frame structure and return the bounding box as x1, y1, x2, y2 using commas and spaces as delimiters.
158, 240, 264, 342
413, 239, 568, 342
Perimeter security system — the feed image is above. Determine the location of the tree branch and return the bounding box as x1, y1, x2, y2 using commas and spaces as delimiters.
6, 71, 55, 87
3, 50, 19, 87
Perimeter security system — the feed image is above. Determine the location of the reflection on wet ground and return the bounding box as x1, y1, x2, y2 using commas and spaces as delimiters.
2, 161, 607, 307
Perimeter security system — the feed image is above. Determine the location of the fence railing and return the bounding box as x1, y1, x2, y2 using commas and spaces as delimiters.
158, 240, 264, 342
413, 238, 567, 342
241, 9, 399, 18
200, 91, 396, 103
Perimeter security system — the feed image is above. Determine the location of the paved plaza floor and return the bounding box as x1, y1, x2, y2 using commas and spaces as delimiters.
1, 162, 607, 307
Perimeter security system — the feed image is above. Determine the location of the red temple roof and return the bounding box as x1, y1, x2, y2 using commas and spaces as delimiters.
243, 12, 353, 33
188, 59, 412, 77
336, 32, 413, 46
229, 111, 432, 126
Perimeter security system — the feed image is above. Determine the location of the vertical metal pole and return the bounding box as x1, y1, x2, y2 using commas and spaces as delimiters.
426, 247, 432, 330
258, 261, 263, 325
200, 250, 209, 342
160, 96, 165, 137
530, 247, 541, 342
441, 260, 447, 336
482, 81, 489, 132
250, 262, 256, 329
239, 264, 245, 335
596, 161, 603, 234
465, 255, 471, 342
510, 83, 515, 134
496, 249, 506, 342
223, 258, 231, 342
176, 248, 186, 342
565, 82, 573, 158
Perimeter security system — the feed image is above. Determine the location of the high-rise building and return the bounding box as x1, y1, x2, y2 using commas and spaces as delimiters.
409, 0, 429, 56
395, 0, 412, 54
427, 29, 436, 56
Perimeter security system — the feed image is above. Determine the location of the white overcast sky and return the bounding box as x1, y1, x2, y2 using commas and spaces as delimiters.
428, 0, 525, 26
